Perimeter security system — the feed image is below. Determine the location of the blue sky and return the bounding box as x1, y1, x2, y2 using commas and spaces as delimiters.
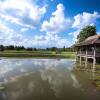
0, 0, 100, 48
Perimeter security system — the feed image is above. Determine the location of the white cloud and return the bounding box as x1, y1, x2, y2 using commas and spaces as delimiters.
0, 21, 68, 47
72, 12, 100, 29
0, 21, 27, 46
33, 33, 68, 48
0, 0, 47, 29
21, 28, 29, 32
40, 3, 71, 47
0, 2, 69, 48
21, 33, 68, 48
41, 3, 72, 33
69, 30, 80, 42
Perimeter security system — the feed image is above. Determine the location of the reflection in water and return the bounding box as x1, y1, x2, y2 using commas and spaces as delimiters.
0, 58, 100, 100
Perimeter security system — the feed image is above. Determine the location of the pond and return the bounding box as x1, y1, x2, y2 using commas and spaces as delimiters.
0, 58, 100, 100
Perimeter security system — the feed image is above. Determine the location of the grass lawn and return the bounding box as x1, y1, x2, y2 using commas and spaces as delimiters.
0, 51, 76, 59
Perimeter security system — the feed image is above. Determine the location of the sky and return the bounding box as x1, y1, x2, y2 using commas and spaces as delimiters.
0, 0, 100, 48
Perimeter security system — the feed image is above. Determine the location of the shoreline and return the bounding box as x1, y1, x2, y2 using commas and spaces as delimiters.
0, 55, 75, 59
0, 51, 75, 59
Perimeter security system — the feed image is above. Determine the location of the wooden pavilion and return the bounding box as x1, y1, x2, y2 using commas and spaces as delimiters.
73, 34, 100, 71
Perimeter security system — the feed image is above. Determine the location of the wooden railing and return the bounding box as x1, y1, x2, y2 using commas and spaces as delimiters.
77, 51, 100, 57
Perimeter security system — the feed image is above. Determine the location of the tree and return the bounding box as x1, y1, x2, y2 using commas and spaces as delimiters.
0, 45, 4, 51
14, 46, 25, 51
6, 45, 14, 50
33, 48, 37, 51
77, 25, 97, 42
51, 47, 58, 51
62, 46, 66, 51
46, 48, 49, 51
26, 47, 33, 51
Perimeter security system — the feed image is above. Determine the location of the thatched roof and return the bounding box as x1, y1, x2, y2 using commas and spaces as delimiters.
73, 34, 100, 47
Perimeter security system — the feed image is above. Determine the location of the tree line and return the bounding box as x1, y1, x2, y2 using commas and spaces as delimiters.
0, 45, 75, 52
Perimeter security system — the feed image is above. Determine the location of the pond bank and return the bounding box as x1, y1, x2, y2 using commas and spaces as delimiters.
0, 52, 75, 59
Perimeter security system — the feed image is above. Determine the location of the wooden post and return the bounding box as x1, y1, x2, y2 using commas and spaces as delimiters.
80, 48, 82, 67
75, 49, 78, 62
85, 46, 88, 69
93, 46, 96, 72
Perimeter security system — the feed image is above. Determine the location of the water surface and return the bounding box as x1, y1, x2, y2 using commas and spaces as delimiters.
0, 58, 100, 100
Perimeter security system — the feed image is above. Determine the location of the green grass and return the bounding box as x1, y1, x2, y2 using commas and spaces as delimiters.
3, 50, 54, 54
0, 51, 76, 58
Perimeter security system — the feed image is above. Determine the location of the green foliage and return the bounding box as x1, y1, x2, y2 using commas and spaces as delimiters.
33, 48, 37, 51
0, 45, 4, 51
14, 46, 25, 51
0, 45, 75, 52
46, 47, 75, 52
63, 46, 66, 51
77, 25, 97, 42
26, 47, 33, 51
5, 45, 15, 50
65, 48, 75, 52
50, 47, 58, 51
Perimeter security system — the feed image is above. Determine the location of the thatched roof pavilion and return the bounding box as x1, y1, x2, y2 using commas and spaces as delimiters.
73, 34, 100, 71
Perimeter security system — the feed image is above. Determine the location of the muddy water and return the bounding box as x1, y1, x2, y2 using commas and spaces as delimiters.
0, 58, 100, 100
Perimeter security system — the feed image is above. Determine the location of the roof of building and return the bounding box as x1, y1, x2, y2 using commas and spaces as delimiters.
73, 34, 100, 47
